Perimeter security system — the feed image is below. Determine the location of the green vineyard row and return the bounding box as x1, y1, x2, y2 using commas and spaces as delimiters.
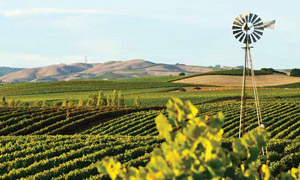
82, 101, 300, 139
0, 136, 298, 179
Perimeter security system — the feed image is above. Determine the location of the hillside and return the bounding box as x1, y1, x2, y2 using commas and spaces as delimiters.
0, 67, 23, 77
0, 59, 229, 83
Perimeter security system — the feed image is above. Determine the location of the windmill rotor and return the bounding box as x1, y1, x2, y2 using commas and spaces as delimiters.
232, 13, 275, 44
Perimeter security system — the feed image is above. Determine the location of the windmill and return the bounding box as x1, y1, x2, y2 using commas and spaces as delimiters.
232, 13, 275, 154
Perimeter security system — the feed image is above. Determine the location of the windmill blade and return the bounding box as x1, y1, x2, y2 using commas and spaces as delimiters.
249, 13, 254, 23
254, 22, 263, 26
233, 21, 242, 26
232, 25, 242, 30
251, 14, 258, 23
235, 31, 244, 39
253, 17, 262, 25
250, 34, 257, 43
239, 14, 246, 23
239, 33, 246, 42
245, 13, 249, 22
261, 20, 276, 29
253, 31, 262, 40
233, 29, 243, 35
235, 17, 244, 26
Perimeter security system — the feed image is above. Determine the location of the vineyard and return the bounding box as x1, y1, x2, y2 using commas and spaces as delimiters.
0, 99, 299, 179
0, 76, 299, 179
82, 101, 300, 139
0, 135, 163, 180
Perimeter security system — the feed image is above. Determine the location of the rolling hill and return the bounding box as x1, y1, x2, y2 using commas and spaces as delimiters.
0, 67, 23, 77
0, 59, 231, 83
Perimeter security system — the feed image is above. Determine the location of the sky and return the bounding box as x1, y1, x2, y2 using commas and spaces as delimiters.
0, 0, 299, 69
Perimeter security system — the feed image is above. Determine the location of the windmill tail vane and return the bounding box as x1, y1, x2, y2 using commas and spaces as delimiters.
232, 13, 275, 156
261, 20, 276, 29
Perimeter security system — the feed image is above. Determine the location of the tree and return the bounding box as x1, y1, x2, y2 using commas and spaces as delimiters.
34, 101, 42, 107
99, 98, 300, 180
8, 98, 15, 107
1, 96, 7, 107
15, 100, 20, 107
118, 90, 125, 107
77, 98, 84, 107
67, 101, 74, 107
179, 72, 185, 76
52, 102, 58, 108
86, 100, 90, 107
111, 90, 118, 107
61, 100, 67, 107
42, 101, 47, 108
261, 68, 275, 73
133, 96, 141, 107
97, 91, 105, 107
290, 68, 300, 77
106, 95, 111, 107
88, 93, 98, 106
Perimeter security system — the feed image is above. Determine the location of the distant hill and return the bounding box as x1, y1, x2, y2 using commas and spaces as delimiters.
0, 67, 23, 77
0, 59, 234, 83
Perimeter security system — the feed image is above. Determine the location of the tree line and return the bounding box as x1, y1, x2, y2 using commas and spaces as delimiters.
0, 90, 142, 108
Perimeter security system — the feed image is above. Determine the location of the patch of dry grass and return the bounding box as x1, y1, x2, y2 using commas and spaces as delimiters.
174, 74, 300, 87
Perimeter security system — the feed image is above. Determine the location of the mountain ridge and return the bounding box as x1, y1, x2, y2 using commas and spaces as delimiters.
0, 59, 233, 83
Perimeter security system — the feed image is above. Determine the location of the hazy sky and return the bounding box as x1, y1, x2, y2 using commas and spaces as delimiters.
0, 0, 299, 69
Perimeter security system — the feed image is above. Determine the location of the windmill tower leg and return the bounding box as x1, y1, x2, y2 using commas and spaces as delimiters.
239, 44, 248, 138
248, 48, 268, 155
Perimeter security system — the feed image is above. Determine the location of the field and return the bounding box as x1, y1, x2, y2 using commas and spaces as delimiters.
174, 74, 300, 87
0, 76, 299, 179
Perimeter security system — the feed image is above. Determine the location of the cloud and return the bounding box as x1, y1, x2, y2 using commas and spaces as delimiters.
0, 9, 125, 17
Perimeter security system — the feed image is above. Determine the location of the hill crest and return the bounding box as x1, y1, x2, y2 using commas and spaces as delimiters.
0, 59, 232, 83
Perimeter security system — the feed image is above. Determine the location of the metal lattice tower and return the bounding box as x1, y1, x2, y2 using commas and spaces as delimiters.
232, 13, 275, 155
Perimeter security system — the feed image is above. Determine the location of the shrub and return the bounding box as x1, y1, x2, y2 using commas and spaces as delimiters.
1, 96, 7, 106
118, 91, 125, 108
97, 91, 106, 107
8, 98, 15, 107
77, 98, 84, 107
290, 68, 300, 77
134, 96, 141, 107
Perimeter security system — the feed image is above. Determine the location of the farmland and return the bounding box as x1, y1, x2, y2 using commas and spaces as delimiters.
0, 76, 299, 179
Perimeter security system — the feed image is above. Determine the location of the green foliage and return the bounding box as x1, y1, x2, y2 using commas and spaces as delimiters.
118, 91, 125, 108
112, 90, 118, 107
67, 101, 74, 107
78, 98, 84, 107
8, 98, 16, 107
99, 98, 300, 180
42, 101, 47, 108
61, 100, 67, 107
106, 95, 111, 107
172, 69, 274, 81
89, 93, 98, 106
134, 96, 141, 107
261, 68, 286, 75
1, 96, 7, 107
96, 91, 105, 107
290, 68, 300, 77
0, 80, 194, 97
52, 102, 58, 108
